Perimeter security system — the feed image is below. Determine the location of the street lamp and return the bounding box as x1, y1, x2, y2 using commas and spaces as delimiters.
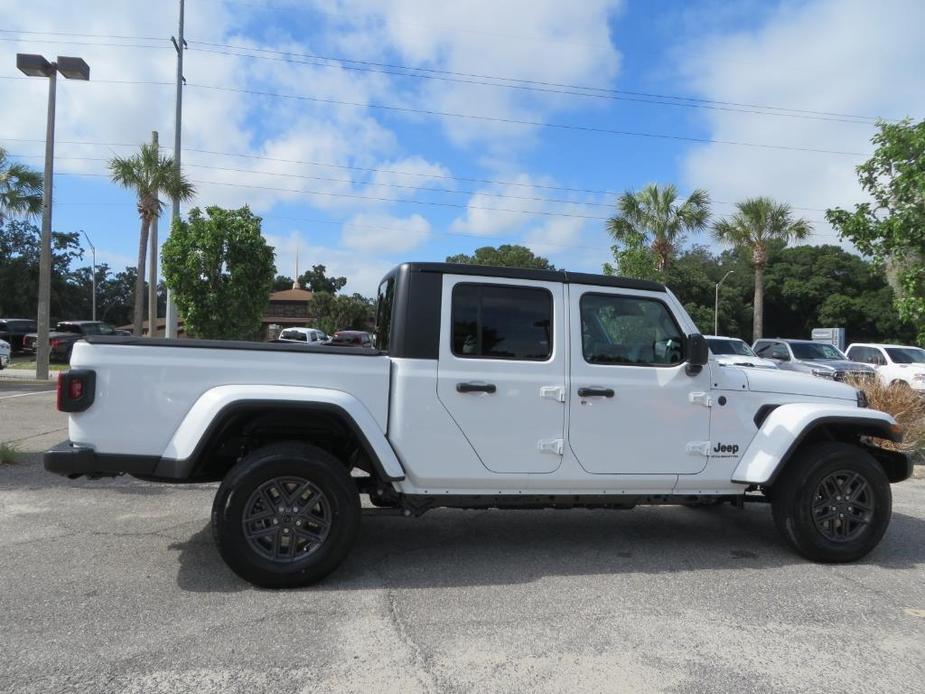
16, 54, 90, 380
714, 270, 735, 335
81, 230, 96, 321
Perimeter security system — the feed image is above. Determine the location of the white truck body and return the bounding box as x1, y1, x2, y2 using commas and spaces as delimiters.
46, 263, 912, 586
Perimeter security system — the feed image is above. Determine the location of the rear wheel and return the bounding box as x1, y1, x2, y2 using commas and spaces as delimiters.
771, 442, 891, 562
211, 441, 360, 588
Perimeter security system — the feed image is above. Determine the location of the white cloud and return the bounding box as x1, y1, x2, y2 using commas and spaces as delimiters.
266, 231, 394, 297
317, 0, 624, 150
677, 0, 925, 246
449, 173, 606, 246
341, 212, 430, 252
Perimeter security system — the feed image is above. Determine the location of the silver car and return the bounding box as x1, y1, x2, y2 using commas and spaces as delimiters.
753, 338, 875, 381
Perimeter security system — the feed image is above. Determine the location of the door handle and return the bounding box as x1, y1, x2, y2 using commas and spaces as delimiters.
577, 386, 614, 398
457, 382, 497, 394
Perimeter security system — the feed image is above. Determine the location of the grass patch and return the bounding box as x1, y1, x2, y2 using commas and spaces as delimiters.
0, 442, 19, 465
7, 355, 68, 372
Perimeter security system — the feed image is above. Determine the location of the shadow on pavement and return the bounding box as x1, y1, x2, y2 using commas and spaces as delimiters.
169, 504, 925, 593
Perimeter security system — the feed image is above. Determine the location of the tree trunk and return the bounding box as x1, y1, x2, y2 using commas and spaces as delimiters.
752, 263, 765, 342
134, 215, 149, 337
148, 211, 158, 337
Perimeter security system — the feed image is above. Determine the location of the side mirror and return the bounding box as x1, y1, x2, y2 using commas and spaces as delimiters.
686, 333, 709, 376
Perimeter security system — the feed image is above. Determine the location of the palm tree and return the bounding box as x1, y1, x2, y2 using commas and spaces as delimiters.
713, 197, 812, 341
0, 146, 43, 220
109, 143, 194, 336
607, 183, 711, 274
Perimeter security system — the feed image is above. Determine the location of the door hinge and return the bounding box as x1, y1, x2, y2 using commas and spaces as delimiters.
689, 391, 713, 407
686, 441, 711, 457
538, 438, 565, 455
539, 385, 566, 402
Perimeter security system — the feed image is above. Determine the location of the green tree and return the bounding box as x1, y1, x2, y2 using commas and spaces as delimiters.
109, 142, 195, 336
272, 275, 294, 292
309, 292, 374, 335
0, 147, 43, 220
162, 206, 275, 340
826, 118, 925, 343
713, 197, 811, 341
606, 183, 710, 275
446, 244, 556, 270
298, 264, 347, 294
763, 244, 913, 344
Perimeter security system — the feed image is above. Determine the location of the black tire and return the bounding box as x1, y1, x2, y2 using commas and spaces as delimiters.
211, 441, 360, 588
771, 442, 891, 563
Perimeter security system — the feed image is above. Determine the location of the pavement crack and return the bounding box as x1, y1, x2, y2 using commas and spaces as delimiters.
381, 580, 440, 694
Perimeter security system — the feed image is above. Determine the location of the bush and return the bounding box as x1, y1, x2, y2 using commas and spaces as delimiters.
0, 442, 19, 465
848, 377, 925, 456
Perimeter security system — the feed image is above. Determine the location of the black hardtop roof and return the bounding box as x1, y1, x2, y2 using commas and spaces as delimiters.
390, 262, 666, 292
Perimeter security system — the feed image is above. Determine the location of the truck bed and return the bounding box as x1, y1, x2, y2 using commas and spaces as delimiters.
68, 336, 391, 459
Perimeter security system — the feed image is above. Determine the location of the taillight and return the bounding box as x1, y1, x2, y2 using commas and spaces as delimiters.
50, 338, 60, 348
57, 370, 96, 413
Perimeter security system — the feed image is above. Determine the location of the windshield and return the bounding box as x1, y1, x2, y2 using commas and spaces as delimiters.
886, 347, 925, 364
707, 338, 754, 357
790, 342, 846, 360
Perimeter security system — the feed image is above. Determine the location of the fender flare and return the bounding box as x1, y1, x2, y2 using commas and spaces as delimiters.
157, 385, 405, 481
731, 403, 901, 485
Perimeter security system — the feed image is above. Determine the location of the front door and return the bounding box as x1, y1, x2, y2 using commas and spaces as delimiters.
436, 275, 566, 474
567, 286, 711, 475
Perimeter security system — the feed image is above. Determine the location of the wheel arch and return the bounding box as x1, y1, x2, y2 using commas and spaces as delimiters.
732, 404, 906, 486
155, 385, 405, 483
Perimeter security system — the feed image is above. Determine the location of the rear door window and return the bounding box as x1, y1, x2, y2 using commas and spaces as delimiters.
451, 283, 552, 361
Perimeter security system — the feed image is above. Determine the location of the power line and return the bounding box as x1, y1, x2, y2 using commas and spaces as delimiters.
6, 147, 832, 213
0, 29, 892, 124
184, 82, 870, 156
188, 42, 883, 125
0, 75, 867, 155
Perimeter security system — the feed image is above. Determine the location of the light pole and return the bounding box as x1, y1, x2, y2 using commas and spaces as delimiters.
17, 54, 89, 379
714, 270, 735, 336
81, 230, 96, 321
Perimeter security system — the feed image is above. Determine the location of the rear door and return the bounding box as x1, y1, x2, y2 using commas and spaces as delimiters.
567, 286, 711, 475
436, 275, 566, 474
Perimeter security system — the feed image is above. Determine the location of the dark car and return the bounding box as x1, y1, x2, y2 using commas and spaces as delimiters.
753, 338, 875, 382
0, 318, 37, 353
325, 330, 374, 348
23, 321, 130, 362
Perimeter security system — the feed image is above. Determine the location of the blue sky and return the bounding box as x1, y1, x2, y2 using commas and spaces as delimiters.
1, 0, 923, 295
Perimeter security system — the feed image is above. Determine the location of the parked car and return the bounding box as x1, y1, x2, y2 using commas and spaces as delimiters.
277, 327, 330, 344
0, 338, 10, 370
45, 262, 911, 588
23, 321, 130, 362
0, 318, 37, 353
753, 338, 875, 382
846, 343, 925, 390
325, 330, 374, 348
706, 335, 777, 369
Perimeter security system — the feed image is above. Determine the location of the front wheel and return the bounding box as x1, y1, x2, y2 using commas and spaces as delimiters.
211, 441, 360, 588
771, 442, 891, 563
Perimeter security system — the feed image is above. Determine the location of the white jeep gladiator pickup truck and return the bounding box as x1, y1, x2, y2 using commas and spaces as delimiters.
45, 263, 912, 588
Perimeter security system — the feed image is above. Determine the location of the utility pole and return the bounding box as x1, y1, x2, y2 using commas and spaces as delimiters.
82, 230, 96, 321
148, 130, 159, 337
165, 0, 186, 339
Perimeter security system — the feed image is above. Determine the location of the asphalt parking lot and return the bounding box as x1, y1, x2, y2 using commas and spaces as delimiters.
1, 387, 924, 693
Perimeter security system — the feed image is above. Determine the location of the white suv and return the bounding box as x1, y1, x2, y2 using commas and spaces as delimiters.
846, 343, 925, 390
277, 327, 329, 344
0, 338, 9, 370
